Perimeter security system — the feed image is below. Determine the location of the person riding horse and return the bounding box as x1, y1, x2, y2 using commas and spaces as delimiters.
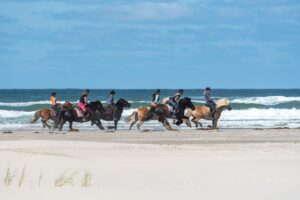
145, 89, 161, 120
169, 89, 184, 115
203, 87, 216, 118
107, 90, 116, 105
78, 89, 90, 119
50, 91, 61, 123
106, 90, 116, 119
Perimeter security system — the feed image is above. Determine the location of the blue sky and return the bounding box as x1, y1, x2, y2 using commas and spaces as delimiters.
0, 0, 299, 89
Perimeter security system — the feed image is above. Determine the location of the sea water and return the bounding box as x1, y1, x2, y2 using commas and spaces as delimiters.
0, 89, 300, 130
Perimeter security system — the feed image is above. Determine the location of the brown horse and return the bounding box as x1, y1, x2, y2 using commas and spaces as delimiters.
127, 104, 173, 130
30, 102, 73, 129
127, 97, 195, 130
185, 98, 232, 129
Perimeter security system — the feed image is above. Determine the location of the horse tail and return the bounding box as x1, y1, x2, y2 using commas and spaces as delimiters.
30, 110, 41, 124
126, 111, 137, 123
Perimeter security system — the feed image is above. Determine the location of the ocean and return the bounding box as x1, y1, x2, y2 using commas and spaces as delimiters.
0, 89, 300, 131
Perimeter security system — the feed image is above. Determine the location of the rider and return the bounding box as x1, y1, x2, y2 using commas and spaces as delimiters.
50, 91, 57, 107
145, 89, 161, 120
203, 87, 216, 117
78, 89, 89, 118
50, 91, 61, 123
107, 90, 116, 105
169, 89, 184, 113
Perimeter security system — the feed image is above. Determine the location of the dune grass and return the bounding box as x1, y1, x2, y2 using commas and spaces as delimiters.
54, 170, 78, 187
18, 166, 26, 187
3, 165, 16, 186
2, 165, 92, 187
82, 171, 92, 187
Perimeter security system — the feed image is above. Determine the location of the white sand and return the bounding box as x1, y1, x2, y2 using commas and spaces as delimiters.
1, 129, 300, 200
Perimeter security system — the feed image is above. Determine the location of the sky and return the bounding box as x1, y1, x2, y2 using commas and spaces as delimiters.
0, 0, 299, 89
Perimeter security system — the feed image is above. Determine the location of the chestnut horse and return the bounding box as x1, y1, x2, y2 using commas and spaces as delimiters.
30, 102, 73, 129
127, 97, 195, 130
185, 98, 232, 129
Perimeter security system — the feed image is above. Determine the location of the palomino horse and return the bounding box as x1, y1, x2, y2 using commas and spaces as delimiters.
127, 97, 195, 130
185, 98, 232, 129
30, 102, 73, 129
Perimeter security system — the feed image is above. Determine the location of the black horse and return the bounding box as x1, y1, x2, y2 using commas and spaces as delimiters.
172, 97, 195, 125
58, 100, 105, 131
128, 97, 195, 130
93, 98, 131, 130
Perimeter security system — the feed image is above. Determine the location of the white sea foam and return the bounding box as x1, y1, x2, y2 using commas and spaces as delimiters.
221, 108, 300, 120
0, 101, 50, 107
0, 110, 34, 118
231, 96, 300, 105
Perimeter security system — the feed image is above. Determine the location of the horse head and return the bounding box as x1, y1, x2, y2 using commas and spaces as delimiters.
179, 97, 195, 110
116, 98, 131, 108
216, 98, 232, 111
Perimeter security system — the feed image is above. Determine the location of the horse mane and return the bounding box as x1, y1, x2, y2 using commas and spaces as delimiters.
216, 98, 230, 108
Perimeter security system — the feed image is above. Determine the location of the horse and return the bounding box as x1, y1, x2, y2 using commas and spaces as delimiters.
127, 97, 195, 130
185, 98, 232, 129
58, 100, 105, 131
94, 98, 131, 130
30, 102, 73, 129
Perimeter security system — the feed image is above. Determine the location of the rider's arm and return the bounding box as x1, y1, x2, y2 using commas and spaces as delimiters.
154, 95, 159, 103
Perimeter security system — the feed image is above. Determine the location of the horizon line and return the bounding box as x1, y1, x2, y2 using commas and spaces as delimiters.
0, 88, 300, 90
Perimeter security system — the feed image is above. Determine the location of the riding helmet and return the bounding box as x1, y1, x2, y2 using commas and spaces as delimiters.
206, 87, 211, 91
178, 89, 184, 93
156, 89, 161, 93
51, 91, 56, 96
110, 90, 116, 95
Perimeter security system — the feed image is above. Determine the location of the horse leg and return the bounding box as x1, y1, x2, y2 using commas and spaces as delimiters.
212, 119, 218, 129
42, 120, 51, 129
59, 120, 66, 131
114, 120, 118, 130
69, 121, 74, 131
42, 120, 46, 128
129, 120, 137, 130
136, 120, 144, 130
183, 119, 192, 127
95, 120, 105, 130
192, 117, 201, 128
163, 118, 176, 131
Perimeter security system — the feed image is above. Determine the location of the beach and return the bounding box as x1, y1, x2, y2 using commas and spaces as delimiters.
1, 128, 300, 200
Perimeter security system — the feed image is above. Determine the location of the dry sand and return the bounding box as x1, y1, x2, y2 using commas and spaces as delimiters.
1, 128, 300, 200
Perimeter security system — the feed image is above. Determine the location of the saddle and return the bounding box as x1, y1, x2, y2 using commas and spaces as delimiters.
74, 107, 84, 118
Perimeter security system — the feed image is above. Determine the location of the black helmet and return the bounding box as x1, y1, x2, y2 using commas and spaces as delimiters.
156, 89, 161, 93
178, 89, 184, 93
84, 89, 90, 93
51, 91, 56, 96
110, 90, 116, 95
205, 87, 211, 91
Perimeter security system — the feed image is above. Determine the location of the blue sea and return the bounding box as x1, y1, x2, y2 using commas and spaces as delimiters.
0, 89, 300, 130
